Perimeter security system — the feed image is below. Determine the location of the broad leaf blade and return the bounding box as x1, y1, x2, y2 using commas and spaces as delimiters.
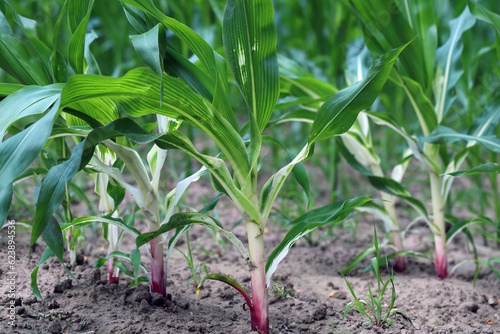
265, 197, 371, 286
0, 100, 59, 192
308, 41, 411, 144
223, 0, 280, 131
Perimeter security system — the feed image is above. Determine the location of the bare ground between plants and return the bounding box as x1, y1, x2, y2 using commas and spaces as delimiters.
1, 177, 500, 334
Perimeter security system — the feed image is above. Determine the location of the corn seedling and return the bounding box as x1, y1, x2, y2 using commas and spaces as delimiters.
333, 0, 500, 279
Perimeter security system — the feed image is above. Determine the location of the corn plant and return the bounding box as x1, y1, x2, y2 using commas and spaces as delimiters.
336, 0, 500, 279
274, 41, 414, 272
0, 0, 409, 332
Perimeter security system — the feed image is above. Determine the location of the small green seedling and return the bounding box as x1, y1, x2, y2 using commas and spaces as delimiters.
341, 225, 408, 328
176, 231, 209, 298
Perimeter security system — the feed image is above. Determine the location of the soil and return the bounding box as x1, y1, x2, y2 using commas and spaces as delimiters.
1, 179, 500, 334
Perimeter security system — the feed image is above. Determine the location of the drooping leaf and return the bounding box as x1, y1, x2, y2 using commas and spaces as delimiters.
223, 0, 280, 131
265, 197, 371, 286
308, 41, 411, 144
0, 84, 63, 140
0, 182, 13, 228
136, 212, 251, 262
61, 68, 250, 185
447, 163, 500, 177
197, 273, 251, 308
424, 125, 500, 152
0, 99, 59, 193
367, 176, 430, 224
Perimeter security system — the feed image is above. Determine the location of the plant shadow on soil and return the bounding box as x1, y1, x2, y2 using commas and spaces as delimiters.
2, 181, 500, 334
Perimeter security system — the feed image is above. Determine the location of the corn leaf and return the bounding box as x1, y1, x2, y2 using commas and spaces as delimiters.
155, 131, 259, 222
469, 0, 500, 61
0, 83, 24, 97
31, 247, 53, 299
348, 0, 428, 89
119, 0, 217, 80
61, 68, 250, 184
0, 31, 51, 85
130, 24, 164, 100
198, 273, 252, 308
424, 125, 500, 152
0, 99, 59, 193
434, 6, 476, 121
265, 197, 371, 286
262, 135, 310, 203
308, 41, 411, 144
447, 163, 500, 177
0, 85, 63, 140
0, 182, 13, 228
68, 0, 95, 74
367, 176, 430, 224
223, 0, 279, 132
136, 212, 251, 262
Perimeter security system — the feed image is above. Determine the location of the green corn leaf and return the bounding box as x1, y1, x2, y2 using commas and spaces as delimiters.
122, 3, 156, 33
223, 0, 280, 132
397, 0, 437, 85
32, 118, 163, 247
0, 182, 13, 228
31, 247, 53, 299
396, 75, 437, 135
469, 0, 500, 60
262, 135, 310, 203
0, 31, 51, 85
424, 125, 500, 152
308, 41, 411, 144
131, 248, 141, 280
41, 216, 65, 265
68, 0, 95, 74
163, 45, 214, 101
266, 197, 371, 286
285, 201, 344, 228
447, 163, 500, 177
32, 141, 86, 246
434, 6, 476, 121
2, 0, 53, 79
0, 83, 24, 97
119, 0, 217, 80
0, 84, 63, 140
367, 176, 430, 224
0, 99, 59, 193
130, 24, 164, 101
61, 216, 141, 237
198, 273, 251, 308
155, 130, 259, 222
349, 1, 428, 89
61, 68, 250, 184
260, 144, 311, 227
135, 212, 250, 263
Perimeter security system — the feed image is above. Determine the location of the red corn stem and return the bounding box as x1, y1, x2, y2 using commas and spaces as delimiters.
108, 258, 120, 284
430, 171, 447, 278
247, 223, 269, 333
149, 236, 167, 298
434, 235, 448, 278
